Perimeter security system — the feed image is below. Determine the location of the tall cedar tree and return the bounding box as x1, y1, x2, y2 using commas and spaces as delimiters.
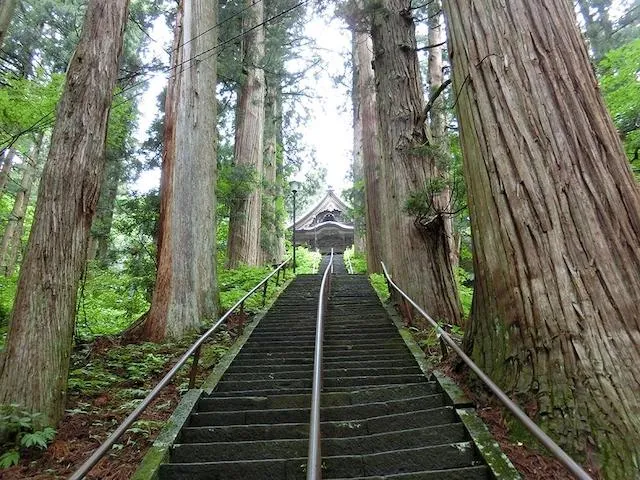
0, 134, 42, 275
143, 0, 218, 341
426, 0, 457, 269
370, 0, 461, 324
350, 21, 366, 255
349, 3, 384, 273
0, 0, 130, 425
226, 0, 266, 268
443, 0, 640, 476
260, 76, 283, 264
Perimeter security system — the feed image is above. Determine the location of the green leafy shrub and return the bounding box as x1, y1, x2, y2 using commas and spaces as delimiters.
76, 264, 150, 340
218, 264, 288, 313
369, 273, 390, 302
292, 246, 321, 274
344, 246, 367, 274
0, 405, 56, 469
455, 267, 473, 318
0, 273, 17, 327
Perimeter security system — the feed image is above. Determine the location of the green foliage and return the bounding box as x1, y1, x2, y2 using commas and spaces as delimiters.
292, 246, 321, 274
76, 264, 150, 340
218, 164, 261, 210
0, 273, 18, 328
369, 273, 390, 303
68, 343, 174, 395
405, 178, 448, 218
598, 38, 640, 177
0, 405, 56, 469
0, 73, 64, 149
455, 267, 473, 319
218, 264, 281, 313
344, 246, 367, 274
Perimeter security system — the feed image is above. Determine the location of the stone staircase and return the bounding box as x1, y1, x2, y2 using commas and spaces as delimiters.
155, 256, 504, 479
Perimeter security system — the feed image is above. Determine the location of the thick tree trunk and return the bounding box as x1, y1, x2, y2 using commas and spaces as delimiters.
226, 0, 265, 268
351, 32, 366, 255
0, 0, 129, 426
260, 78, 279, 264
88, 151, 122, 263
370, 0, 461, 324
443, 0, 640, 476
352, 19, 384, 273
0, 148, 14, 195
426, 0, 457, 271
273, 84, 285, 262
0, 136, 42, 276
143, 0, 218, 341
0, 0, 17, 47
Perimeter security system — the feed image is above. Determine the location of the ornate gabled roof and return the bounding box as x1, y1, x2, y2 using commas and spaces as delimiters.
292, 188, 353, 230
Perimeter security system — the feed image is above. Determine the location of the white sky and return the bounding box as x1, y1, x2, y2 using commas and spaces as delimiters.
132, 7, 354, 195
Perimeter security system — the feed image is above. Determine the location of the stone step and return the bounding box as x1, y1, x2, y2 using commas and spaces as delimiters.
213, 374, 427, 393
240, 338, 407, 349
238, 343, 408, 354
327, 466, 490, 479
194, 394, 447, 423
226, 357, 418, 373
159, 442, 480, 479
171, 424, 468, 462
231, 351, 413, 363
180, 406, 458, 442
205, 382, 439, 402
250, 330, 398, 340
188, 404, 457, 432
221, 366, 422, 382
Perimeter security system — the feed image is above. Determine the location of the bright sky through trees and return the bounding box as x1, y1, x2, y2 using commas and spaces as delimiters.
133, 5, 354, 195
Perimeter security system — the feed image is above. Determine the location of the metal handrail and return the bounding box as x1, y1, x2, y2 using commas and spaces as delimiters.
307, 248, 334, 480
380, 262, 592, 480
70, 258, 291, 480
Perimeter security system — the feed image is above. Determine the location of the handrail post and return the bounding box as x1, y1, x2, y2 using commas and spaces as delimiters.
402, 297, 413, 326
188, 344, 201, 389
262, 280, 269, 307
439, 337, 448, 359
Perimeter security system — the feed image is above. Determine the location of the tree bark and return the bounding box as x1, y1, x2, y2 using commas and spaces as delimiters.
226, 0, 265, 268
426, 0, 457, 271
0, 0, 17, 47
0, 135, 42, 276
351, 30, 366, 255
260, 77, 279, 264
88, 151, 123, 263
143, 0, 218, 341
351, 14, 385, 273
443, 0, 640, 476
0, 0, 129, 426
370, 0, 461, 324
0, 148, 15, 195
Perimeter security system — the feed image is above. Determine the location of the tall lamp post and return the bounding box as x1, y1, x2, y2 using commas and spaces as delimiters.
290, 180, 300, 273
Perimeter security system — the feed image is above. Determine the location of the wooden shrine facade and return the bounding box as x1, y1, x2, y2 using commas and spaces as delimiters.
292, 189, 354, 254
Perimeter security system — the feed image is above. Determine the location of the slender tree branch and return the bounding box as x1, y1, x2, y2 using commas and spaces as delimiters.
416, 40, 446, 52
423, 78, 451, 117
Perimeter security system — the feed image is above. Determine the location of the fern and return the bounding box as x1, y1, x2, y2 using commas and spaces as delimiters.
0, 450, 19, 468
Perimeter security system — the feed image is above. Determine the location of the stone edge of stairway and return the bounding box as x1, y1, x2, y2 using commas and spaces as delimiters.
383, 301, 521, 479
131, 274, 297, 480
